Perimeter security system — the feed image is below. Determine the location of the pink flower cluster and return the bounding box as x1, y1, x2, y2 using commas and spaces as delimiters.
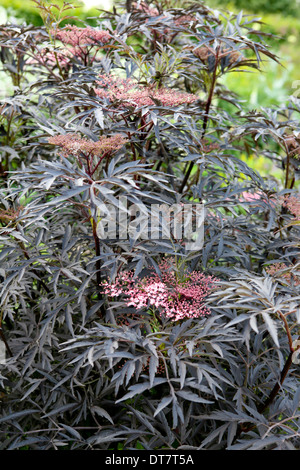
241, 191, 263, 202
52, 25, 111, 48
95, 74, 198, 109
241, 192, 300, 221
50, 25, 111, 63
101, 259, 217, 321
49, 133, 126, 157
283, 194, 300, 221
266, 262, 300, 286
48, 133, 127, 175
240, 190, 277, 208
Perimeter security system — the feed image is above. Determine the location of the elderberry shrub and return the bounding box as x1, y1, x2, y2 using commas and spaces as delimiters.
0, 0, 299, 451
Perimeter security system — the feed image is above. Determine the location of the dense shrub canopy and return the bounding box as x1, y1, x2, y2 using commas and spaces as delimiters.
0, 0, 299, 451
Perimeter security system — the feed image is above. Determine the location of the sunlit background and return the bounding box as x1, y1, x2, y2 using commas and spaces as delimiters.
0, 0, 112, 23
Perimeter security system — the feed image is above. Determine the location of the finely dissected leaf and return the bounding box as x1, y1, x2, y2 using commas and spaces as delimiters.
59, 423, 83, 441
115, 378, 168, 403
91, 406, 114, 424
176, 389, 214, 404
8, 437, 48, 450
261, 311, 279, 347
199, 423, 229, 448
249, 314, 259, 333
20, 380, 44, 401
42, 403, 79, 418
87, 430, 133, 445
45, 186, 90, 205
153, 396, 174, 417
0, 409, 40, 423
148, 354, 159, 388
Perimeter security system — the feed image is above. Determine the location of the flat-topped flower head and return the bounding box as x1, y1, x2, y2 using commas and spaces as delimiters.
283, 194, 300, 221
266, 262, 300, 287
95, 74, 198, 109
48, 133, 127, 176
50, 25, 111, 64
101, 259, 217, 321
48, 133, 127, 158
51, 25, 111, 48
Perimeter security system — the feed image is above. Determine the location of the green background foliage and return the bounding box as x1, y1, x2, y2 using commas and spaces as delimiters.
0, 0, 106, 25
0, 0, 299, 451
